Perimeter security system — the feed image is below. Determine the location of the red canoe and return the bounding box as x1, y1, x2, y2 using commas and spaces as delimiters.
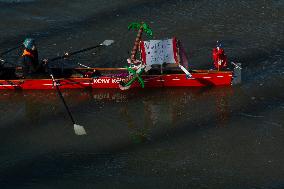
0, 67, 234, 90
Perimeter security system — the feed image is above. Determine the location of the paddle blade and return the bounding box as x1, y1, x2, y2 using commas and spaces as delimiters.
101, 40, 114, 46
74, 124, 87, 135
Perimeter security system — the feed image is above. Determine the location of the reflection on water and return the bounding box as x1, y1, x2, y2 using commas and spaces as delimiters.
0, 87, 233, 141
2, 86, 282, 189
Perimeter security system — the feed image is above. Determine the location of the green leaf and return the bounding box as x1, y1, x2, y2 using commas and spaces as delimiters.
127, 66, 136, 74
142, 23, 148, 29
128, 22, 141, 30
128, 22, 153, 37
125, 76, 137, 87
146, 29, 153, 37
137, 76, 145, 88
142, 23, 153, 37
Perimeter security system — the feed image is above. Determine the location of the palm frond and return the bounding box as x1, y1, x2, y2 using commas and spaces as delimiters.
145, 28, 153, 37
128, 22, 153, 37
142, 23, 153, 37
128, 22, 141, 30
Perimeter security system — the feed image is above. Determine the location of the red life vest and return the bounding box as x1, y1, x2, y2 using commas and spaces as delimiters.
212, 47, 227, 70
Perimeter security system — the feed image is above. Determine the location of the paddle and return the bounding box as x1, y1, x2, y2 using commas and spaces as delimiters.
48, 67, 87, 135
231, 62, 242, 69
48, 40, 114, 62
0, 59, 20, 68
43, 40, 114, 135
0, 45, 22, 67
0, 44, 21, 57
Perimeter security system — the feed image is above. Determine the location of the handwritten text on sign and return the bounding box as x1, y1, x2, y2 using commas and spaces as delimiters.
143, 39, 176, 65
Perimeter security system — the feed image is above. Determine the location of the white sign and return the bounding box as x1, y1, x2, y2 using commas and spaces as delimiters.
141, 38, 177, 65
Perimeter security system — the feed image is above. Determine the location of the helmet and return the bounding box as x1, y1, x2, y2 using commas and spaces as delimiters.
216, 40, 222, 48
23, 38, 35, 50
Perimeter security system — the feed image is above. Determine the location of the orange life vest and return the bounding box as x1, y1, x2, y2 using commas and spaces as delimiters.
22, 49, 34, 58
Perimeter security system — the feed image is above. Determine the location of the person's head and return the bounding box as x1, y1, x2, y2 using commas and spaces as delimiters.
23, 38, 36, 50
216, 40, 222, 48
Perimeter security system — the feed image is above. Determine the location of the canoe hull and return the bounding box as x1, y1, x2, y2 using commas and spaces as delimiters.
0, 70, 233, 90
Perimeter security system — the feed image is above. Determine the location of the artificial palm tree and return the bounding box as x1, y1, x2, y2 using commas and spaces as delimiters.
119, 22, 153, 90
128, 22, 153, 63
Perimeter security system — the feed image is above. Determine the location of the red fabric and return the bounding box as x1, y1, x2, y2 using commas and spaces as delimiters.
172, 37, 178, 64
212, 48, 227, 69
179, 42, 189, 70
139, 41, 146, 64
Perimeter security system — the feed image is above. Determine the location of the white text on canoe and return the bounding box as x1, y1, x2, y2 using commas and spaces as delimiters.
93, 78, 126, 84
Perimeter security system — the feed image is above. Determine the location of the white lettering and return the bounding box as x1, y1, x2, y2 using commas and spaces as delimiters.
93, 79, 110, 84
111, 78, 126, 84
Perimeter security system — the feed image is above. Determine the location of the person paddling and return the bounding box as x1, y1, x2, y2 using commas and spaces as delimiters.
21, 38, 45, 77
212, 41, 227, 71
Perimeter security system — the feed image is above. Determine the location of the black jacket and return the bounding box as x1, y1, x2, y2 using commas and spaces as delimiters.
22, 49, 39, 74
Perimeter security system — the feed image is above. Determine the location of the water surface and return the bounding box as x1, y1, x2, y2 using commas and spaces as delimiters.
0, 0, 283, 188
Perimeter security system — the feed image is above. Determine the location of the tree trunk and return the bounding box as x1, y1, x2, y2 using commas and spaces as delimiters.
130, 25, 143, 63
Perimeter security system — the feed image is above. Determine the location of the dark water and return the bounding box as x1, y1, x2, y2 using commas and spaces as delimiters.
0, 0, 284, 188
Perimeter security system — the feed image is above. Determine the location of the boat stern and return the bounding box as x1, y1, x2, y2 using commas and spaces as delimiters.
231, 62, 242, 85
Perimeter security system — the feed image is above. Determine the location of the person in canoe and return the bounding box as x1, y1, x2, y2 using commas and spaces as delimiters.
21, 38, 46, 77
212, 41, 228, 70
